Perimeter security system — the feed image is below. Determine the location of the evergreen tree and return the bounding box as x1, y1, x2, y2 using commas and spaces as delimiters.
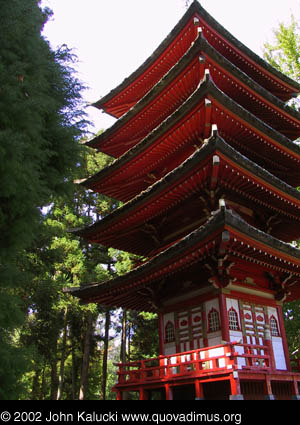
0, 0, 87, 399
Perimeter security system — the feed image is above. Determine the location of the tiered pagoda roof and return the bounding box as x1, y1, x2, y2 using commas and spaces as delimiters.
83, 75, 300, 202
94, 1, 300, 118
88, 33, 300, 157
75, 133, 300, 255
68, 1, 300, 312
69, 207, 300, 311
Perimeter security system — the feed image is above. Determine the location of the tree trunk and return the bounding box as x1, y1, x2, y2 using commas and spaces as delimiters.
120, 309, 127, 363
127, 322, 131, 363
102, 308, 110, 400
120, 309, 128, 400
31, 364, 41, 400
79, 312, 94, 400
70, 320, 79, 400
50, 335, 58, 400
50, 356, 58, 400
40, 362, 47, 400
57, 306, 68, 400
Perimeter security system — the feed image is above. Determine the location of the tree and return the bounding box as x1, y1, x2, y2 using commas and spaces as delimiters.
0, 0, 87, 399
263, 16, 300, 86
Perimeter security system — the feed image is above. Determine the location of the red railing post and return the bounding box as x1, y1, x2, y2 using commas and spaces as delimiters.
195, 350, 202, 372
159, 355, 165, 378
177, 354, 181, 374
166, 356, 171, 378
227, 343, 238, 369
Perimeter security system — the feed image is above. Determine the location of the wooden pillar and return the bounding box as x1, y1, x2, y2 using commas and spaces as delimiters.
291, 378, 300, 400
229, 373, 244, 400
139, 387, 148, 400
158, 312, 165, 356
116, 390, 123, 400
219, 292, 230, 342
263, 376, 275, 400
195, 380, 204, 400
165, 384, 173, 400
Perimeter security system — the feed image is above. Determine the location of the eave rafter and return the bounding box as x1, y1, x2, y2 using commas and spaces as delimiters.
83, 76, 300, 202
194, 5, 300, 101
227, 232, 300, 280
66, 208, 300, 310
94, 1, 300, 121
95, 12, 199, 118
74, 134, 300, 257
88, 31, 300, 158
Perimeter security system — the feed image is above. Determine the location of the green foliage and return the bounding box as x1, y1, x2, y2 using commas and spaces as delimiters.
129, 312, 159, 361
263, 15, 300, 112
283, 300, 300, 357
0, 0, 88, 399
264, 16, 300, 83
0, 0, 153, 401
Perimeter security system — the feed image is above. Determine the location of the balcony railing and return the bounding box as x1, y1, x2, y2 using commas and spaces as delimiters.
115, 341, 271, 386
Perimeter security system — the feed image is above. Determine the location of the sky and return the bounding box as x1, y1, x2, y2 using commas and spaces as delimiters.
40, 0, 300, 133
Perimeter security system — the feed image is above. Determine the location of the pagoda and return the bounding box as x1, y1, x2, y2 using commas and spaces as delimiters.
68, 1, 300, 400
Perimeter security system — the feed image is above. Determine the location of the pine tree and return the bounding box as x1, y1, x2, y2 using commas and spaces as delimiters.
0, 0, 87, 399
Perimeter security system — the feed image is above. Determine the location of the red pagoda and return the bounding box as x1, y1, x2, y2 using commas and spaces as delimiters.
68, 1, 300, 400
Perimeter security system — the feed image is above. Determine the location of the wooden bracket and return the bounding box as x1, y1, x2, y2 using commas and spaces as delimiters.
266, 272, 292, 301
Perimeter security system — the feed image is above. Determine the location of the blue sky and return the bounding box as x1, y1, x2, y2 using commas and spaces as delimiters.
40, 0, 300, 132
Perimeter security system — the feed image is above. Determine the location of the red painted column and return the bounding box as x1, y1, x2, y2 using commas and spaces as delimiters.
195, 380, 204, 400
219, 292, 230, 342
139, 388, 148, 400
165, 384, 173, 400
292, 378, 300, 398
158, 312, 165, 356
116, 390, 123, 400
229, 373, 244, 400
263, 376, 275, 400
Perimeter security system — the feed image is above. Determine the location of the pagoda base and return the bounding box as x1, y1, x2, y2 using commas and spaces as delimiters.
113, 343, 300, 400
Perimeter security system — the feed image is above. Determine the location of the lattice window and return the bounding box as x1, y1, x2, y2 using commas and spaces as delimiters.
228, 308, 239, 331
208, 308, 220, 332
270, 316, 279, 337
165, 321, 175, 343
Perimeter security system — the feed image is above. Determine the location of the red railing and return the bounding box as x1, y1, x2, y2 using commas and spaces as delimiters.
115, 342, 271, 385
